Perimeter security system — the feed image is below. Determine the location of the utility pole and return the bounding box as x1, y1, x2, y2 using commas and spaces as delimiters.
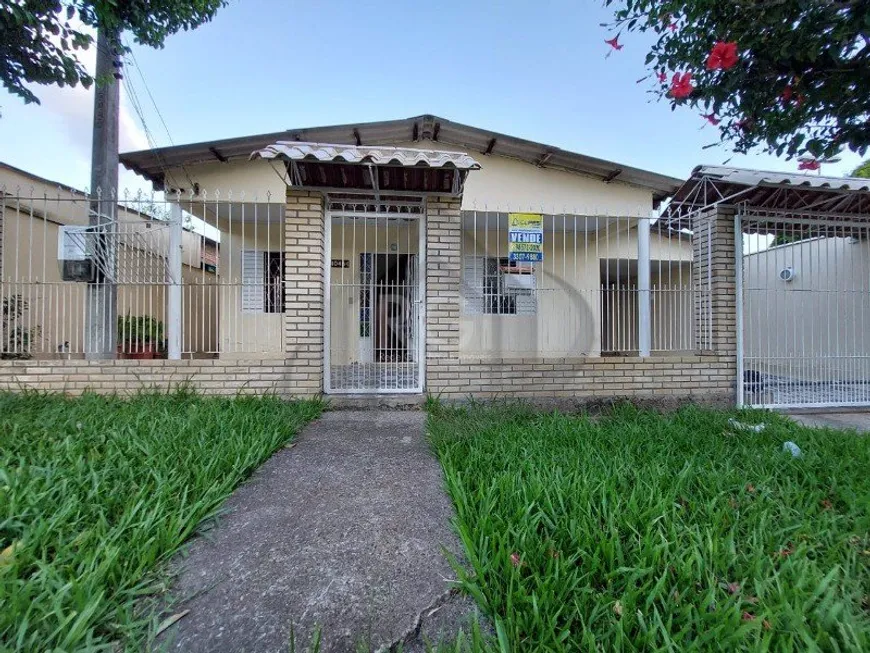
85, 26, 120, 359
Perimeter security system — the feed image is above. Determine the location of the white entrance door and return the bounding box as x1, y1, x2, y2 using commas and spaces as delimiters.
324, 196, 425, 393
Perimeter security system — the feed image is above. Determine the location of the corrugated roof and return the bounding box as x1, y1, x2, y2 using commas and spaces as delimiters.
252, 142, 481, 170
119, 114, 682, 200
667, 164, 870, 223
689, 165, 870, 192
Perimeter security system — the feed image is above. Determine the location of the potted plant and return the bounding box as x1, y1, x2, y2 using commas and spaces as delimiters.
2, 295, 40, 359
117, 315, 165, 359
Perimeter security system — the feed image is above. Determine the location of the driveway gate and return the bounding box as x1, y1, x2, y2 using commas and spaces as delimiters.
738, 210, 870, 408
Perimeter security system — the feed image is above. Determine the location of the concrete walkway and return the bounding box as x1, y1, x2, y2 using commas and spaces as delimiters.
786, 411, 870, 433
157, 411, 475, 652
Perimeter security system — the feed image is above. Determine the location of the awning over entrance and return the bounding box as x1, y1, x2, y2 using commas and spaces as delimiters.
251, 141, 481, 195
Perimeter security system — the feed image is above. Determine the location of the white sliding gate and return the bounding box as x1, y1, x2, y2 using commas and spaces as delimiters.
738, 211, 870, 408
324, 195, 425, 393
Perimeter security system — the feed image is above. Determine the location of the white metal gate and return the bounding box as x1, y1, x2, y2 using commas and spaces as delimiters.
738, 211, 870, 408
324, 195, 425, 393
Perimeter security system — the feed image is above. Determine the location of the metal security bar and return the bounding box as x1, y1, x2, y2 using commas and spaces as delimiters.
459, 210, 708, 358
1, 186, 286, 359
325, 195, 424, 393
740, 209, 870, 408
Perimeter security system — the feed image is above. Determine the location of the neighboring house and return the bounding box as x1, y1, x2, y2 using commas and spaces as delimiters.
0, 162, 218, 357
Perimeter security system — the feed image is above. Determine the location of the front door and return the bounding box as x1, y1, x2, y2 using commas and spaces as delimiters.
325, 196, 424, 393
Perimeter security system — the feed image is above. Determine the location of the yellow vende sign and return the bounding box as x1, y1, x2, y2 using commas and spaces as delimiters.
508, 213, 544, 262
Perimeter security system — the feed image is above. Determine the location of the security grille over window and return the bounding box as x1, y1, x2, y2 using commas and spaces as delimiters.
459, 209, 706, 357
463, 257, 537, 315
241, 250, 285, 314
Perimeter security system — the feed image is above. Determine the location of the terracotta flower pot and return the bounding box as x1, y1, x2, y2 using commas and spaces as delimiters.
118, 343, 160, 360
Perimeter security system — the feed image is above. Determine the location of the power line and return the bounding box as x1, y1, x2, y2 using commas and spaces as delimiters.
121, 40, 195, 191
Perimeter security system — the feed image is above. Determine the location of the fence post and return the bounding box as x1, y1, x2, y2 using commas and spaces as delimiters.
734, 213, 744, 407
637, 211, 652, 357
167, 202, 183, 360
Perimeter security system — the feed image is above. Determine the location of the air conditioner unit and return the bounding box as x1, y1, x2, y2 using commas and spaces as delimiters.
778, 266, 796, 282
58, 226, 96, 282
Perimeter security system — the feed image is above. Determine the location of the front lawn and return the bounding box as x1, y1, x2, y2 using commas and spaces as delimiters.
429, 403, 870, 651
0, 391, 321, 651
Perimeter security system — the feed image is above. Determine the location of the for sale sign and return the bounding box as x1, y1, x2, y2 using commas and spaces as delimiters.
508, 213, 543, 262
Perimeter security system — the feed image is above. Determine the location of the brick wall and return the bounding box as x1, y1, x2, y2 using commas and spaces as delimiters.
283, 190, 324, 397
0, 359, 307, 398
425, 197, 462, 384
426, 203, 738, 405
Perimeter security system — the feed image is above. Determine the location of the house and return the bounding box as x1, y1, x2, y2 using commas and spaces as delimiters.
114, 114, 724, 401
0, 162, 218, 357
10, 116, 867, 409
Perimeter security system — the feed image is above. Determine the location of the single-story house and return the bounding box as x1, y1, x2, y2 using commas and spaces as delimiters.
2, 116, 868, 409
117, 114, 721, 400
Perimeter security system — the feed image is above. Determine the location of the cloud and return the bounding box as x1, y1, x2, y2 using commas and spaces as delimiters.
31, 21, 150, 165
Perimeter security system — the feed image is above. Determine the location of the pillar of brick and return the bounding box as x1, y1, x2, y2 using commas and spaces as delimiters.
425, 196, 462, 391
692, 205, 737, 357
283, 190, 325, 397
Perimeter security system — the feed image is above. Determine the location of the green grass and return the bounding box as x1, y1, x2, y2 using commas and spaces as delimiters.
0, 390, 322, 651
429, 402, 870, 651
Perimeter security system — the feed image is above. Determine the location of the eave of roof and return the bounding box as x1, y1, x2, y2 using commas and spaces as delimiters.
119, 114, 683, 200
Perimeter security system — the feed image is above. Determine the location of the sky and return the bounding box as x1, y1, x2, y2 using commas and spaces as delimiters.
0, 0, 864, 197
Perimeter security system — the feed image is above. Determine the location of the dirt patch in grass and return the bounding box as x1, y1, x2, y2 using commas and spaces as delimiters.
0, 390, 321, 651
429, 402, 870, 650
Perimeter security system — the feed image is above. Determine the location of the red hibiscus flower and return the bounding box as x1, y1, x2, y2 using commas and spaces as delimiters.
706, 41, 739, 70
669, 72, 694, 99
798, 159, 821, 171
702, 113, 720, 126
781, 85, 794, 102
657, 71, 667, 83
605, 36, 623, 51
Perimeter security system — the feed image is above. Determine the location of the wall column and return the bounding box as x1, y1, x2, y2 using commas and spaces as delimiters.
284, 190, 324, 397
425, 196, 462, 392
692, 205, 737, 357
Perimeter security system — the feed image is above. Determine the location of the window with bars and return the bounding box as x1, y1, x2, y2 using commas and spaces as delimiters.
241, 250, 285, 314
462, 256, 537, 315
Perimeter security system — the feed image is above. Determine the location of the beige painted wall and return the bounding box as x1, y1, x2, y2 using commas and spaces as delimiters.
744, 237, 870, 379
163, 141, 655, 216
217, 219, 285, 356
164, 159, 288, 199
460, 222, 694, 358
156, 143, 672, 361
